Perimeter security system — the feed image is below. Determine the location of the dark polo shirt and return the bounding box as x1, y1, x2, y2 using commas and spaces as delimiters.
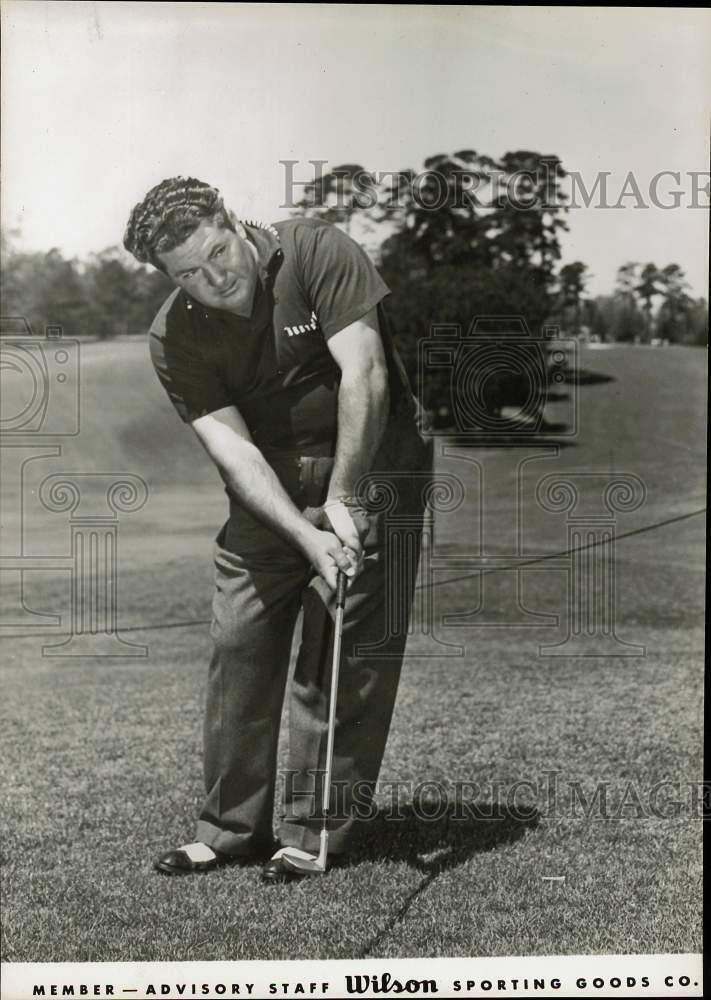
148, 217, 416, 454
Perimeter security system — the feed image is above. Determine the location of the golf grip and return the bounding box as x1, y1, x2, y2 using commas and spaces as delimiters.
336, 569, 347, 608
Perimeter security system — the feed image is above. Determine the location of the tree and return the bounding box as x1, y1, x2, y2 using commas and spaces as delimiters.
615, 261, 639, 300
635, 262, 664, 341
0, 243, 90, 337
590, 293, 646, 343
1, 228, 172, 339
656, 264, 693, 343
306, 150, 570, 424
85, 247, 172, 338
683, 298, 708, 346
608, 263, 647, 342
487, 151, 569, 288
608, 261, 698, 344
382, 150, 499, 270
556, 261, 589, 336
378, 150, 569, 363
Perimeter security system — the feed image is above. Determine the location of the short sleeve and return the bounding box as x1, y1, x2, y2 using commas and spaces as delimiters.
297, 221, 390, 339
149, 294, 233, 423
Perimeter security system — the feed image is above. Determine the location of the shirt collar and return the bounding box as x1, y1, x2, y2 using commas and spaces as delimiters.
241, 219, 283, 280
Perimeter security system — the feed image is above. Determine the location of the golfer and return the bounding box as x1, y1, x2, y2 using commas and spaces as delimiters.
123, 177, 432, 882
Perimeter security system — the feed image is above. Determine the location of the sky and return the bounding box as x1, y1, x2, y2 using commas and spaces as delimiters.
1, 2, 709, 298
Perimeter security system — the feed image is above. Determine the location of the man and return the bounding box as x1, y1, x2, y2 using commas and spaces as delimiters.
123, 176, 431, 883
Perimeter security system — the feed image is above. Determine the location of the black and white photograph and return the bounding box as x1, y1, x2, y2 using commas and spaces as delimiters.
0, 4, 707, 998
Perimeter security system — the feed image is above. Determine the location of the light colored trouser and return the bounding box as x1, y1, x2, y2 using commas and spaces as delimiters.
195, 430, 432, 857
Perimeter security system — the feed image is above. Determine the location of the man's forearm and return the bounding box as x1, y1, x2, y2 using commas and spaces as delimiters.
218, 441, 316, 554
327, 366, 390, 501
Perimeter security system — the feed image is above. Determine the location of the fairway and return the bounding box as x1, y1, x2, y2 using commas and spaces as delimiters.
0, 340, 705, 961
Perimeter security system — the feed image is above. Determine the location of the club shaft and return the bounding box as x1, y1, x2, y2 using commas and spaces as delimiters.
322, 572, 346, 820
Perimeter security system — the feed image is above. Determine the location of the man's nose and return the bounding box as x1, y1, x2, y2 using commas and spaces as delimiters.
204, 264, 228, 288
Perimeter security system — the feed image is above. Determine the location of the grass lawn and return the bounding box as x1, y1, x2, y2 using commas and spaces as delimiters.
0, 341, 705, 962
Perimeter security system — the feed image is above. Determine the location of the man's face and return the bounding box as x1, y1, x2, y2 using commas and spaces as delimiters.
158, 217, 259, 316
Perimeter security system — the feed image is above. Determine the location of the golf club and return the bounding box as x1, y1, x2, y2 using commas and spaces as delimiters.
269, 569, 348, 875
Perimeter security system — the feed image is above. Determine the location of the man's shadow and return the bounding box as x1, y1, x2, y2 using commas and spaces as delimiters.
343, 801, 539, 875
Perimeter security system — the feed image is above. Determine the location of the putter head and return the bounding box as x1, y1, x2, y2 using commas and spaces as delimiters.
271, 845, 327, 874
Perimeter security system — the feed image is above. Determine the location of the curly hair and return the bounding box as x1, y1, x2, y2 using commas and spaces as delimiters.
123, 176, 234, 267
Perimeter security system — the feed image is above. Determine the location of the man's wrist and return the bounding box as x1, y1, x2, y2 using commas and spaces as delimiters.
292, 518, 321, 556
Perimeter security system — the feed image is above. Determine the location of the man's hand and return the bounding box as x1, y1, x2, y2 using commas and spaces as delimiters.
301, 527, 358, 591
303, 502, 370, 577
324, 500, 364, 569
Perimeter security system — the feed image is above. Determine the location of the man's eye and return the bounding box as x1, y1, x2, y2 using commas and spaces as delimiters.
214, 246, 225, 257
182, 271, 196, 279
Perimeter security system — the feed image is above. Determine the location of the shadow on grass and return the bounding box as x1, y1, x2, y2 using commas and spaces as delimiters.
563, 367, 616, 385
343, 803, 539, 957
349, 801, 539, 875
442, 430, 577, 449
